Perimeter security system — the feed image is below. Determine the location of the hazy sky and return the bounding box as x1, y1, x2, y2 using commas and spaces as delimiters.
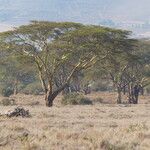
0, 0, 150, 29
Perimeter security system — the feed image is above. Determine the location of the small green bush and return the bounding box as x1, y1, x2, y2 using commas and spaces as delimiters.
1, 87, 14, 97
61, 92, 93, 105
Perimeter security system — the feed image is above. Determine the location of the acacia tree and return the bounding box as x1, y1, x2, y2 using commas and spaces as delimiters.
91, 30, 138, 103
0, 41, 35, 95
1, 21, 101, 106
106, 53, 138, 104
0, 53, 35, 95
124, 40, 150, 103
101, 38, 150, 104
123, 63, 146, 104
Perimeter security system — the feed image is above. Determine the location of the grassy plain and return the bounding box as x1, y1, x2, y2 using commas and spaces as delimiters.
0, 92, 150, 150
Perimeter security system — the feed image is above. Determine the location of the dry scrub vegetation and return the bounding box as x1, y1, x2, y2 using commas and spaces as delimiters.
0, 92, 150, 150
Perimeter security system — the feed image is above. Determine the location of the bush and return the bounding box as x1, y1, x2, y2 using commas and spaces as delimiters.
21, 82, 43, 95
93, 97, 103, 104
1, 87, 14, 97
61, 92, 93, 105
0, 98, 16, 106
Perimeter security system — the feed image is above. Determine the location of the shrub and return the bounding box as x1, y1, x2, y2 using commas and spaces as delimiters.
21, 82, 43, 95
93, 97, 103, 104
61, 92, 93, 105
1, 87, 14, 97
0, 98, 16, 106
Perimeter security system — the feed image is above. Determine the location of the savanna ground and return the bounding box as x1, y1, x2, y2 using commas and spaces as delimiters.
0, 92, 150, 150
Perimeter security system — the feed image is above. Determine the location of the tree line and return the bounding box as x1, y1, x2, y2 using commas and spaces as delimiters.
0, 21, 150, 107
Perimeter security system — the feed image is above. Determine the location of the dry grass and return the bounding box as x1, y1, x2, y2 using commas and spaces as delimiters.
0, 92, 150, 150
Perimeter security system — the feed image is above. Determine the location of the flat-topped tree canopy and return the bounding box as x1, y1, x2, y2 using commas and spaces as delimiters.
59, 25, 136, 63
15, 21, 83, 38
0, 21, 83, 53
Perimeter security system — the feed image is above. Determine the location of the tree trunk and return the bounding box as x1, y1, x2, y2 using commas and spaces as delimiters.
133, 85, 140, 104
13, 80, 18, 95
123, 84, 126, 95
45, 83, 68, 107
45, 92, 56, 107
134, 94, 139, 104
128, 84, 134, 104
117, 86, 122, 104
140, 86, 144, 95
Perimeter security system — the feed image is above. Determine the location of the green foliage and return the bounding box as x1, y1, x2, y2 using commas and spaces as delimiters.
92, 81, 111, 92
61, 92, 93, 105
0, 48, 36, 96
1, 87, 14, 97
21, 82, 43, 95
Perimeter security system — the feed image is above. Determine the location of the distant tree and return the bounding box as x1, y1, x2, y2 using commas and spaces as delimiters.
92, 29, 137, 103
0, 48, 35, 95
105, 39, 150, 104
126, 40, 150, 103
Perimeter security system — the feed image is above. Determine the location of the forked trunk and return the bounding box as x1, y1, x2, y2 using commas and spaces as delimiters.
123, 85, 126, 95
45, 83, 68, 107
45, 92, 56, 107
